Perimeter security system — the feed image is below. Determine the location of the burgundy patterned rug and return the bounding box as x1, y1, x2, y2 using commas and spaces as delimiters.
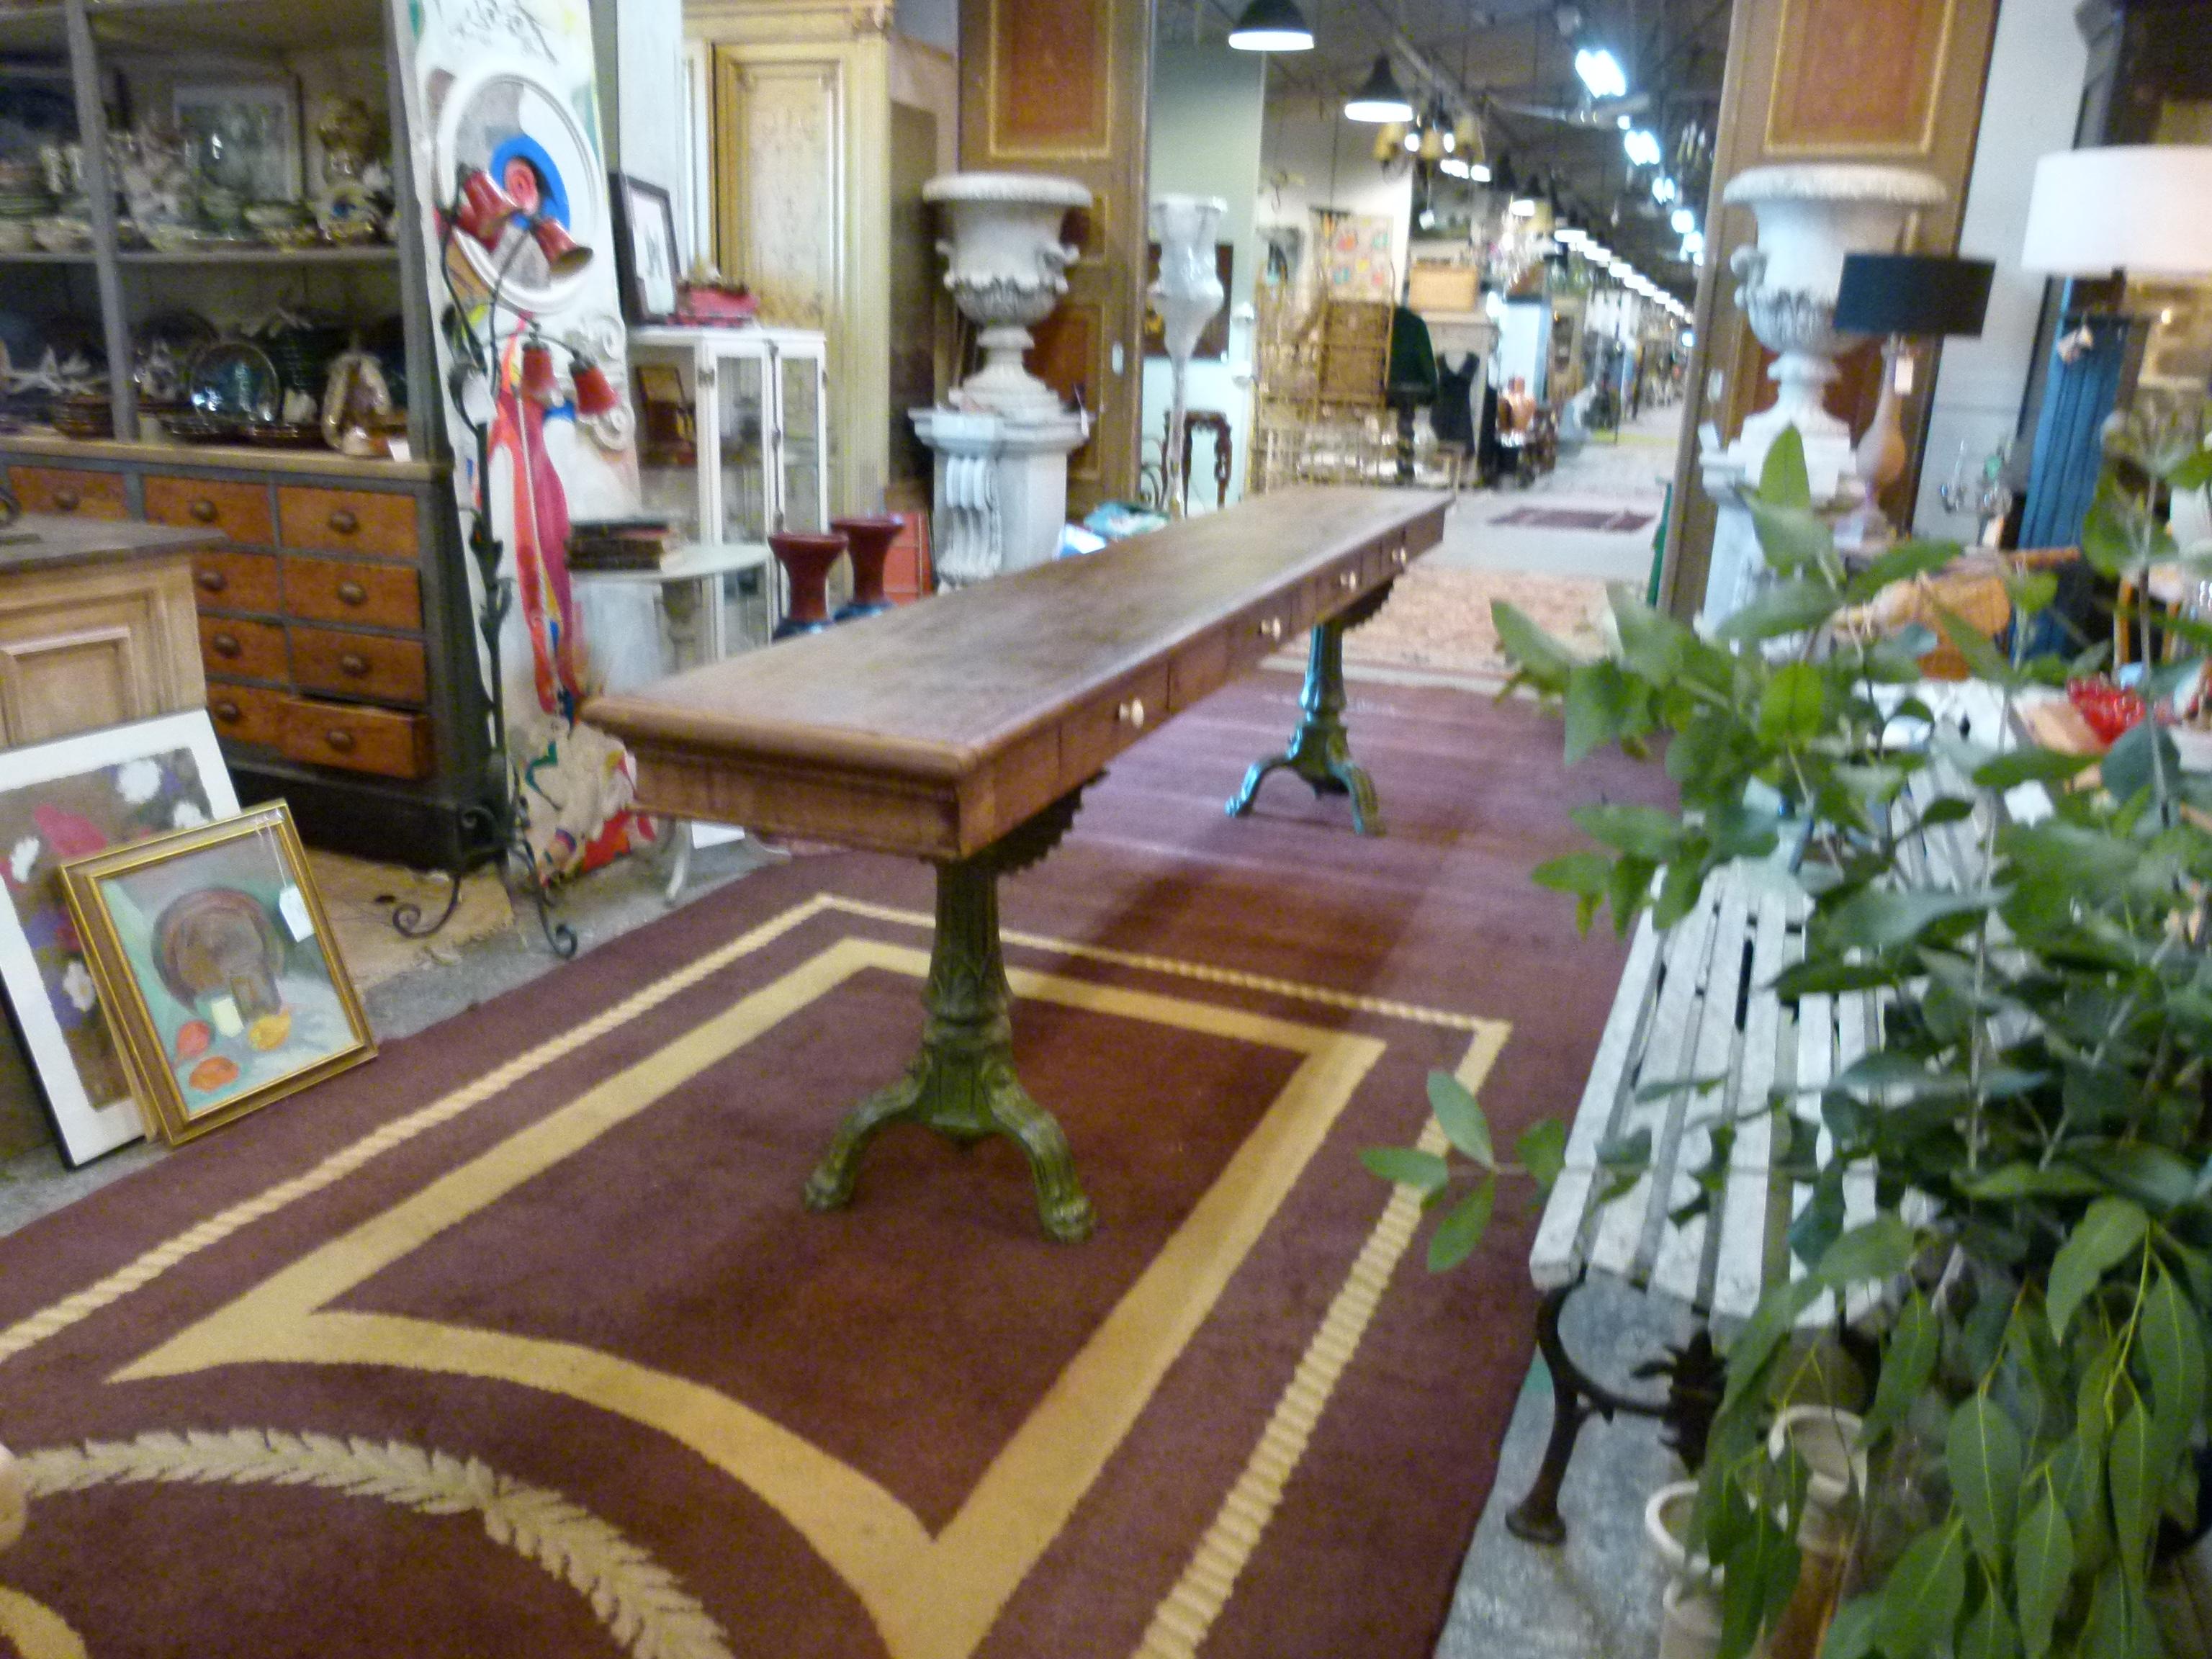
0, 675, 1666, 1659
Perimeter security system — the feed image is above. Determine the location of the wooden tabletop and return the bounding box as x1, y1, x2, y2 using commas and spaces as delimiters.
0, 515, 216, 572
587, 485, 1449, 859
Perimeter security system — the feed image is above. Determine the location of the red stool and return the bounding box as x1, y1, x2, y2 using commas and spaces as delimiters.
770, 531, 847, 639
830, 513, 902, 620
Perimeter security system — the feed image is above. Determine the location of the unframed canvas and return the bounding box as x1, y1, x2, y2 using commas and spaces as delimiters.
0, 711, 240, 1164
60, 801, 373, 1146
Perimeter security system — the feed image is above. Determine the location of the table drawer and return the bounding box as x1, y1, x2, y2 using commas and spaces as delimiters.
1311, 560, 1373, 618
283, 556, 422, 630
278, 486, 418, 559
9, 467, 125, 520
191, 549, 282, 613
144, 475, 273, 545
1058, 664, 1171, 790
205, 681, 287, 747
199, 616, 287, 683
290, 626, 427, 706
277, 696, 433, 779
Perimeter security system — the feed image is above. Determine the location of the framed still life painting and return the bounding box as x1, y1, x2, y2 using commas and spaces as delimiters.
0, 711, 240, 1164
61, 802, 372, 1146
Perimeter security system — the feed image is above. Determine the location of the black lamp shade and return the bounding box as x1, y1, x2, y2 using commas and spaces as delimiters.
1832, 253, 1995, 338
1226, 0, 1313, 50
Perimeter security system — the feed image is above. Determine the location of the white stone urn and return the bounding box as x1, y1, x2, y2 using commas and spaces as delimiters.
925, 171, 1092, 420
1719, 163, 1946, 494
1148, 194, 1228, 517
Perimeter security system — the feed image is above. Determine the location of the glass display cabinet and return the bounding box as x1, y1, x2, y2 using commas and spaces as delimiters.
628, 324, 831, 547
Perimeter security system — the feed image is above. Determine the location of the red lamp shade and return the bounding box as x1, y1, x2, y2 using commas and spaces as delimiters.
518, 339, 561, 408
452, 166, 518, 249
528, 215, 593, 278
569, 351, 620, 418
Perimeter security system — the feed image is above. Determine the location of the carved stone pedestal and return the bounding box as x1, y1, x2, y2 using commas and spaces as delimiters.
912, 406, 1091, 586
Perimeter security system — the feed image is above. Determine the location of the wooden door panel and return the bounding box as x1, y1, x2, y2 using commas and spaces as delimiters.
959, 0, 1151, 515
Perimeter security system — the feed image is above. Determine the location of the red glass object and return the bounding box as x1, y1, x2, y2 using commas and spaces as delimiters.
452, 166, 518, 249
770, 531, 848, 637
830, 514, 902, 619
569, 352, 620, 418
518, 339, 561, 408
2067, 677, 2146, 746
529, 215, 593, 278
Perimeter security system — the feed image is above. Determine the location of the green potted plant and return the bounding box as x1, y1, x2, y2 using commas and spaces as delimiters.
1377, 405, 2212, 1658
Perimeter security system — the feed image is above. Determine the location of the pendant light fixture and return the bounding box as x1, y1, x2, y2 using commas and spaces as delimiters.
1226, 0, 1313, 51
1344, 55, 1414, 124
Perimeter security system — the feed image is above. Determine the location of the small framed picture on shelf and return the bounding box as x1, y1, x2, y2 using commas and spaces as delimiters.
60, 801, 373, 1146
611, 173, 681, 323
174, 81, 303, 203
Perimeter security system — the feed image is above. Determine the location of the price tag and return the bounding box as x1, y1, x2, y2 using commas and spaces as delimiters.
385, 436, 413, 464
210, 995, 243, 1038
1893, 354, 1916, 395
278, 886, 315, 942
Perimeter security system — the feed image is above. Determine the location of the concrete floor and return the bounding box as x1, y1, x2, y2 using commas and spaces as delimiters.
1430, 400, 1686, 585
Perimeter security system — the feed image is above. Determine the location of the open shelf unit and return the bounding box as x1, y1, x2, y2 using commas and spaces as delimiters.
0, 0, 497, 873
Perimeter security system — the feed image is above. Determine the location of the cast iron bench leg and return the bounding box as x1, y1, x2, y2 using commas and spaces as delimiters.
1506, 1278, 1724, 1545
1228, 583, 1393, 837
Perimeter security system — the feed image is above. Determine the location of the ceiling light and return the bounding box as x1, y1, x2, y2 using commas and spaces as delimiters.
1441, 130, 1457, 153
1671, 206, 1696, 235
1509, 197, 1538, 217
1681, 228, 1705, 255
1616, 114, 1632, 130
1226, 0, 1314, 50
1623, 127, 1662, 168
1439, 156, 1471, 179
1573, 46, 1627, 101
1652, 176, 1677, 204
1344, 56, 1414, 123
1404, 128, 1422, 153
1465, 163, 1491, 182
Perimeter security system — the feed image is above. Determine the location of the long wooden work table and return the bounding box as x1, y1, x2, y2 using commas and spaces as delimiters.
585, 485, 1449, 1241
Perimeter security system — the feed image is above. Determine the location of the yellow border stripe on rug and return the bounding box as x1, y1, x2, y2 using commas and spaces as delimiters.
1130, 1021, 1509, 1659
0, 894, 839, 1369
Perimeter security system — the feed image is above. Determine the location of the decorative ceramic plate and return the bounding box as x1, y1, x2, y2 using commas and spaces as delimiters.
186, 341, 280, 423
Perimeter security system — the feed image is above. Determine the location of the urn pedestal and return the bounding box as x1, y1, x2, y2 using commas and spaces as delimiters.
911, 172, 1094, 587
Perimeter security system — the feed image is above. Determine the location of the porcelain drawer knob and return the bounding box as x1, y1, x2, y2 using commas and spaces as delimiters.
189, 498, 218, 523
328, 508, 359, 534
1118, 698, 1146, 729
1258, 616, 1284, 642
1393, 544, 1408, 567
337, 580, 367, 605
1339, 570, 1359, 590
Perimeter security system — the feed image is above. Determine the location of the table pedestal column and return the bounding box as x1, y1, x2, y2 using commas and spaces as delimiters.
1227, 583, 1393, 837
803, 791, 1095, 1242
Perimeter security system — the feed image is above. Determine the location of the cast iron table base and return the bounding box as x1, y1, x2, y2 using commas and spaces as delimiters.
1228, 583, 1392, 836
801, 789, 1095, 1243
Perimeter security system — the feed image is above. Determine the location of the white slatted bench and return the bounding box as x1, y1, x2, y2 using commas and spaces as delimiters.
1507, 682, 2033, 1544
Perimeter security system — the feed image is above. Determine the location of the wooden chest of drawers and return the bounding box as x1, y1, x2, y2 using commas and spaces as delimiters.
1, 441, 486, 869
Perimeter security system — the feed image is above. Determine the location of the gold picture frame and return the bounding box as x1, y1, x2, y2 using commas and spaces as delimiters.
60, 803, 374, 1145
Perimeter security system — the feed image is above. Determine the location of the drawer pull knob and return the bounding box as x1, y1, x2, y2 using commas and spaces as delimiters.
1118, 698, 1146, 729
325, 729, 356, 754
1393, 544, 1408, 567
210, 632, 241, 659
213, 699, 240, 722
328, 508, 359, 534
336, 580, 368, 606
197, 569, 227, 593
1258, 617, 1284, 642
53, 488, 79, 512
339, 652, 370, 677
189, 499, 218, 523
1339, 570, 1359, 590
